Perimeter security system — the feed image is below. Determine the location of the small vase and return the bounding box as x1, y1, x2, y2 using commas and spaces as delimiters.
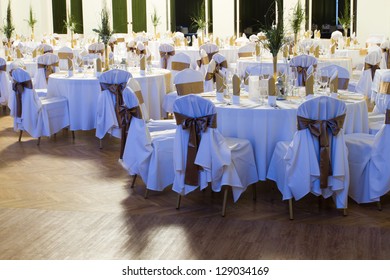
272, 56, 278, 80
104, 44, 110, 71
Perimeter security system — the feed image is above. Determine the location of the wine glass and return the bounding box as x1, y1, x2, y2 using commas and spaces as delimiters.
318, 69, 329, 94
289, 68, 297, 96
186, 36, 191, 47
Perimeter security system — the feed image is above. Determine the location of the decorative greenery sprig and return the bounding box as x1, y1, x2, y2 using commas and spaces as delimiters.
64, 10, 77, 33
338, 0, 351, 29
1, 0, 15, 40
191, 0, 207, 32
263, 0, 285, 57
25, 5, 37, 31
151, 7, 161, 28
92, 4, 113, 45
291, 0, 305, 41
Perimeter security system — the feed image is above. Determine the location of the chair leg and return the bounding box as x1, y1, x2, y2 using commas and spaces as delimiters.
130, 174, 137, 188
144, 189, 149, 199
71, 131, 75, 140
18, 130, 23, 142
37, 137, 41, 146
176, 194, 181, 210
221, 188, 228, 217
252, 184, 257, 201
377, 200, 382, 211
289, 199, 294, 220
99, 139, 103, 149
343, 208, 348, 216
53, 133, 57, 141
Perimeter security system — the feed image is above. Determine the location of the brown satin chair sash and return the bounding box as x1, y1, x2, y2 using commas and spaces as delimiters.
38, 62, 59, 81
338, 78, 350, 90
127, 46, 136, 53
379, 82, 390, 94
215, 60, 228, 72
175, 81, 204, 96
118, 105, 143, 159
159, 50, 175, 69
364, 63, 380, 80
174, 112, 217, 186
58, 52, 74, 60
386, 110, 390, 125
196, 56, 209, 68
206, 51, 218, 62
0, 65, 6, 72
136, 49, 146, 56
171, 61, 190, 71
100, 82, 127, 130
297, 113, 346, 189
12, 80, 33, 118
89, 49, 104, 55
296, 66, 309, 86
238, 52, 253, 58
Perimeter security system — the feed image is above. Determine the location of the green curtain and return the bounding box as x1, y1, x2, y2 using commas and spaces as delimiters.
113, 0, 128, 33
70, 0, 83, 34
132, 0, 146, 32
170, 0, 176, 32
52, 0, 67, 34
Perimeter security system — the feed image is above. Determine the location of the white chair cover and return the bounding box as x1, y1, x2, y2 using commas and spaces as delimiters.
34, 53, 60, 89
380, 40, 390, 69
290, 54, 318, 86
120, 88, 175, 191
88, 42, 105, 54
237, 43, 255, 58
57, 46, 74, 71
163, 68, 204, 113
345, 101, 390, 203
172, 94, 258, 202
267, 96, 349, 208
38, 43, 53, 54
196, 49, 209, 77
331, 31, 343, 40
0, 57, 10, 105
127, 77, 176, 132
199, 43, 219, 61
319, 64, 350, 89
356, 49, 382, 98
9, 67, 69, 138
170, 52, 191, 78
95, 69, 132, 139
158, 43, 175, 69
235, 34, 249, 46
369, 72, 390, 134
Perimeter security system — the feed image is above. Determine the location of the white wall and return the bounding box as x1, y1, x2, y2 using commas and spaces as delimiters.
82, 0, 113, 38
212, 0, 234, 38
356, 0, 390, 43
146, 0, 168, 35
283, 0, 306, 36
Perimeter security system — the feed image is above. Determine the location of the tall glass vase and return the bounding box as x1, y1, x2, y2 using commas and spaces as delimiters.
273, 56, 278, 80
104, 44, 110, 71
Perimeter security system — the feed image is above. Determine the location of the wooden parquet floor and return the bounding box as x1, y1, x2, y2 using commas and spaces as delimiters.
1, 112, 390, 260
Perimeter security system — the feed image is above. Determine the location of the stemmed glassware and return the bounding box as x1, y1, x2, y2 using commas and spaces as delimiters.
318, 69, 329, 94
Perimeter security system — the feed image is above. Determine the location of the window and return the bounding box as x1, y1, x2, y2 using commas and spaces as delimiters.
113, 0, 128, 33
52, 0, 67, 34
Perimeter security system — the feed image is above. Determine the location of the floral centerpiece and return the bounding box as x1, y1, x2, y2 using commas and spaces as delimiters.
262, 0, 285, 80
150, 7, 160, 38
1, 0, 15, 50
64, 10, 78, 48
290, 0, 305, 45
338, 0, 351, 38
191, 0, 207, 41
25, 5, 37, 41
93, 3, 113, 71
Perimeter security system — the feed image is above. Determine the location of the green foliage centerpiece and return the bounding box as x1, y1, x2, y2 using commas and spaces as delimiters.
64, 10, 78, 48
1, 0, 15, 50
25, 5, 37, 41
151, 7, 161, 38
93, 3, 113, 71
338, 0, 351, 38
291, 0, 305, 45
263, 0, 285, 80
191, 0, 207, 41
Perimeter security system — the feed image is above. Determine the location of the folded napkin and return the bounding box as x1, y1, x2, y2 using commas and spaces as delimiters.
16, 48, 23, 58
255, 43, 261, 57
305, 73, 314, 95
268, 76, 276, 96
215, 72, 225, 93
198, 36, 202, 47
215, 37, 220, 47
229, 36, 235, 46
346, 37, 351, 47
329, 70, 338, 93
283, 45, 288, 58
140, 55, 146, 71
96, 56, 102, 72
32, 48, 38, 58
330, 43, 336, 55
67, 58, 73, 71
314, 45, 320, 58
232, 74, 240, 96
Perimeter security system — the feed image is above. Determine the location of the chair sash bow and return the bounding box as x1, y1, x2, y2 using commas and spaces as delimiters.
100, 82, 127, 129
386, 110, 390, 125
12, 80, 33, 118
118, 105, 143, 159
197, 56, 209, 68
0, 65, 6, 72
159, 50, 175, 69
297, 113, 346, 189
206, 51, 218, 62
364, 63, 380, 80
205, 60, 228, 81
38, 62, 59, 81
296, 66, 309, 86
174, 112, 217, 186
380, 82, 390, 94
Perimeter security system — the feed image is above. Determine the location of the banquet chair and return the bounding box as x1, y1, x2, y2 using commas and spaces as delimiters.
127, 78, 176, 132
172, 94, 258, 216
237, 43, 255, 58
163, 68, 204, 113
380, 40, 390, 70
158, 43, 175, 70
354, 48, 382, 99
318, 65, 350, 90
196, 49, 209, 77
199, 43, 219, 62
344, 101, 390, 207
8, 68, 70, 145
34, 53, 59, 90
267, 96, 349, 219
0, 57, 10, 111
95, 69, 132, 151
204, 53, 228, 92
88, 42, 105, 55
368, 71, 390, 135
38, 43, 54, 54
331, 31, 343, 41
57, 46, 74, 71
170, 52, 192, 77
289, 54, 318, 86
120, 87, 176, 197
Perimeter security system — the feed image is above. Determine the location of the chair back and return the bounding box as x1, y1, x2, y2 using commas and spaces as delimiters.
174, 69, 204, 96
290, 54, 318, 86
34, 53, 60, 89
127, 78, 149, 121
238, 43, 255, 58
356, 50, 383, 97
373, 71, 390, 114
319, 64, 350, 89
171, 52, 191, 72
200, 43, 219, 62
0, 57, 10, 105
159, 43, 175, 69
57, 46, 74, 70
380, 40, 390, 69
88, 42, 105, 54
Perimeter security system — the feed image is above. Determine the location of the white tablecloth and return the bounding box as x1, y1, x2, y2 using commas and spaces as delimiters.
6, 59, 37, 77
335, 49, 365, 69
47, 68, 172, 130
203, 92, 368, 180
176, 47, 238, 65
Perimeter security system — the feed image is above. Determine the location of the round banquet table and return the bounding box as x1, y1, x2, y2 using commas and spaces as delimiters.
6, 59, 37, 77
335, 49, 365, 69
47, 68, 172, 130
200, 91, 369, 180
175, 46, 238, 65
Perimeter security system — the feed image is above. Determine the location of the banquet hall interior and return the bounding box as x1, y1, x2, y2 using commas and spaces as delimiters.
0, 0, 390, 260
